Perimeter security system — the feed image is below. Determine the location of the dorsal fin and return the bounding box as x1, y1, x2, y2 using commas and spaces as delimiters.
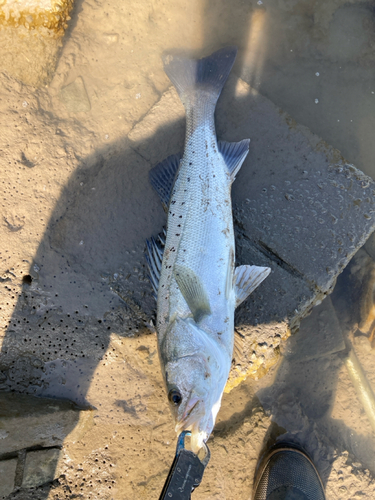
149, 154, 182, 211
218, 139, 250, 182
174, 265, 211, 323
234, 265, 271, 308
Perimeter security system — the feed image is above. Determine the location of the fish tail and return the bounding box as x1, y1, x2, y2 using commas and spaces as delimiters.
162, 46, 237, 109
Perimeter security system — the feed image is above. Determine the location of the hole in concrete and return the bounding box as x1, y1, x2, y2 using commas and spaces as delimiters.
22, 274, 32, 285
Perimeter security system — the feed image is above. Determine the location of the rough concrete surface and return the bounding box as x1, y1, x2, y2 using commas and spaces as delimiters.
284, 296, 346, 362
0, 459, 17, 498
0, 392, 93, 454
22, 449, 62, 489
1, 0, 375, 498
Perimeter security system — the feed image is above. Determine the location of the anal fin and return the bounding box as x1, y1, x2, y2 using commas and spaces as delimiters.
234, 265, 271, 308
145, 230, 165, 299
233, 328, 245, 360
174, 265, 211, 323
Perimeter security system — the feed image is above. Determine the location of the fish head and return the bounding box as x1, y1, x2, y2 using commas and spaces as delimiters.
162, 317, 229, 453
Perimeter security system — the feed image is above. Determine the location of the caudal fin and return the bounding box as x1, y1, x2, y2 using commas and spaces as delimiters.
162, 46, 237, 108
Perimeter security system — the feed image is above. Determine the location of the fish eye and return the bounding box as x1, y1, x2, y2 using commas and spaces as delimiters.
168, 388, 182, 406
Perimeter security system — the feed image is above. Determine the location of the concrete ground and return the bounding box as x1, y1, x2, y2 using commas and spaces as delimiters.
1, 0, 375, 498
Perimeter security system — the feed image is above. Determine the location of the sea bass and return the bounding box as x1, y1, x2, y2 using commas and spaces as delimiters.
146, 47, 270, 453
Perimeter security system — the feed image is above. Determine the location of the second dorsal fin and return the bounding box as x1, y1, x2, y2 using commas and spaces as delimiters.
234, 265, 271, 308
218, 139, 250, 182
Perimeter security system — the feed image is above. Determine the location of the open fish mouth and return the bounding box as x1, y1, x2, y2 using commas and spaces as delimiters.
175, 417, 208, 454
175, 397, 201, 434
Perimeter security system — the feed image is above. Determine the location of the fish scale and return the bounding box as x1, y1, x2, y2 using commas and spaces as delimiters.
146, 46, 271, 453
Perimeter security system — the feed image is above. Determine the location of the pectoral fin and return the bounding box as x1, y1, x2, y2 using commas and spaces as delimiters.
174, 265, 211, 323
234, 265, 271, 308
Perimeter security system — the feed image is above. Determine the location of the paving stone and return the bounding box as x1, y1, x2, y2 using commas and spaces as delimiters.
222, 77, 375, 292
21, 448, 61, 489
364, 231, 375, 261
284, 296, 346, 361
0, 392, 94, 455
0, 458, 17, 497
59, 76, 91, 113
128, 88, 185, 162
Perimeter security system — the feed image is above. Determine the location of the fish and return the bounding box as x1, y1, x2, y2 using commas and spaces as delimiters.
146, 46, 271, 453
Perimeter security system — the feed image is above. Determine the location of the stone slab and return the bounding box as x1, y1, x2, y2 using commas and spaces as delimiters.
364, 232, 375, 262
22, 448, 61, 488
60, 77, 91, 113
0, 392, 94, 455
0, 458, 17, 497
220, 77, 375, 294
284, 296, 346, 361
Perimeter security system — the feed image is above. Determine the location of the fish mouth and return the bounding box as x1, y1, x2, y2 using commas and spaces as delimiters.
175, 397, 201, 434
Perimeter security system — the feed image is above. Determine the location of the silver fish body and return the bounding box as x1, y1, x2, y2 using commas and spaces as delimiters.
147, 47, 270, 453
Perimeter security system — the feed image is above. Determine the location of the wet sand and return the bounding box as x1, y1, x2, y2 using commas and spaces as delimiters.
1, 0, 375, 498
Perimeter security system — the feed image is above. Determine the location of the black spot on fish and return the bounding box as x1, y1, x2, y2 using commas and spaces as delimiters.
181, 202, 185, 205
176, 234, 180, 236
179, 215, 182, 218
177, 224, 181, 227
189, 162, 192, 166
187, 178, 190, 182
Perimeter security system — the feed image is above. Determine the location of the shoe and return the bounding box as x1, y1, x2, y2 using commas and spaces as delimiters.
252, 444, 326, 500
